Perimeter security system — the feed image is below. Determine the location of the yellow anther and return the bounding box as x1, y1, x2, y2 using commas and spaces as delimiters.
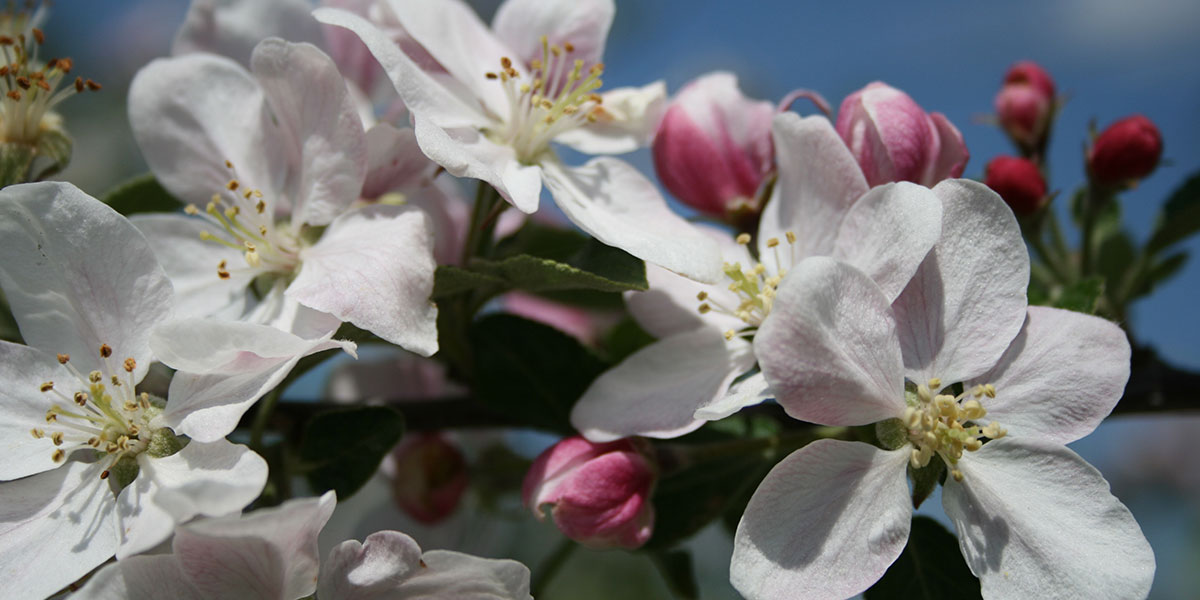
735, 233, 751, 245
927, 378, 941, 390
99, 344, 112, 358
752, 264, 766, 276
30, 428, 43, 439
951, 469, 964, 482
39, 381, 53, 392
110, 375, 121, 386
698, 303, 711, 314
56, 353, 70, 364
50, 431, 64, 446
74, 392, 87, 406
224, 205, 240, 219
185, 204, 199, 215
52, 449, 65, 463
88, 371, 102, 383
984, 384, 996, 398
227, 179, 240, 191
123, 358, 136, 373
785, 231, 797, 244
766, 237, 780, 248
696, 291, 708, 301
724, 329, 736, 341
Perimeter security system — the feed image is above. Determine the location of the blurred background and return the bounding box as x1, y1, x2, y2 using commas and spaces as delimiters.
42, 0, 1200, 597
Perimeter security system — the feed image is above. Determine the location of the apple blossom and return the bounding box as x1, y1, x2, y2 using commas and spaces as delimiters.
733, 179, 1154, 600
128, 37, 439, 355
314, 0, 723, 283
0, 182, 276, 600
570, 113, 942, 441
835, 81, 968, 187
390, 433, 470, 525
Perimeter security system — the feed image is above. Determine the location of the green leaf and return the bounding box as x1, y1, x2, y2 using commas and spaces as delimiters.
494, 220, 588, 260
469, 242, 647, 293
470, 314, 607, 433
299, 406, 405, 499
908, 460, 945, 509
601, 317, 656, 363
649, 550, 699, 600
1053, 276, 1104, 314
101, 173, 182, 216
646, 450, 771, 550
1130, 252, 1188, 300
864, 516, 981, 600
1146, 171, 1200, 255
1097, 231, 1136, 294
431, 264, 505, 299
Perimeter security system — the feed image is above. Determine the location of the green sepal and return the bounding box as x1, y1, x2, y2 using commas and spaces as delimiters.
908, 457, 945, 509
145, 428, 187, 458
109, 455, 141, 491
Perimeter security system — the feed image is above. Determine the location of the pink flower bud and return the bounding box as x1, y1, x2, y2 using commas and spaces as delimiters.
652, 72, 775, 219
390, 433, 469, 524
995, 61, 1056, 149
985, 156, 1047, 216
1088, 115, 1164, 186
522, 436, 656, 549
835, 82, 969, 187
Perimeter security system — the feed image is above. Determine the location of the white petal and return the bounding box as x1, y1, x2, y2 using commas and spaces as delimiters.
893, 179, 1030, 385
131, 214, 253, 320
624, 224, 749, 339
251, 39, 367, 226
554, 82, 667, 155
152, 318, 342, 373
318, 530, 424, 600
173, 492, 337, 600
74, 554, 203, 600
756, 257, 905, 426
129, 52, 281, 206
172, 0, 323, 69
313, 7, 487, 129
571, 328, 751, 441
943, 438, 1154, 600
0, 182, 173, 379
413, 117, 544, 213
243, 283, 346, 338
0, 341, 86, 479
382, 0, 518, 117
363, 123, 437, 199
0, 462, 119, 600
290, 204, 438, 355
541, 157, 723, 283
116, 440, 268, 558
392, 549, 533, 599
731, 441, 911, 600
971, 306, 1131, 445
829, 181, 941, 302
694, 370, 772, 421
757, 113, 868, 265
492, 0, 613, 69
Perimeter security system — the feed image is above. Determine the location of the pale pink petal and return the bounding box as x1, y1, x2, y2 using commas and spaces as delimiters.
318, 530, 423, 600
0, 183, 173, 379
924, 112, 969, 185
363, 123, 437, 199
0, 342, 86, 479
73, 554, 203, 600
131, 213, 253, 320
389, 550, 533, 599
971, 306, 1131, 445
757, 113, 868, 266
405, 177, 472, 266
731, 441, 911, 600
492, 0, 613, 71
944, 438, 1154, 600
829, 181, 941, 302
571, 328, 751, 441
172, 0, 323, 69
555, 82, 667, 155
541, 157, 723, 283
413, 117, 544, 213
251, 39, 367, 226
173, 492, 336, 600
0, 462, 119, 600
756, 257, 905, 426
893, 179, 1029, 385
290, 204, 438, 355
694, 370, 772, 421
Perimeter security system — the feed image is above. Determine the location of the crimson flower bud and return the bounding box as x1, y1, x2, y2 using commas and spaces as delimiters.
652, 72, 775, 219
390, 433, 469, 524
1088, 115, 1163, 186
522, 436, 656, 549
995, 61, 1056, 150
1004, 61, 1056, 100
985, 156, 1047, 216
835, 81, 969, 187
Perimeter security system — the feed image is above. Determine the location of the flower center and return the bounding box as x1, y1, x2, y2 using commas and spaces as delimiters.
485, 36, 608, 163
903, 378, 1007, 482
696, 231, 798, 337
0, 15, 100, 146
33, 345, 179, 483
188, 160, 302, 280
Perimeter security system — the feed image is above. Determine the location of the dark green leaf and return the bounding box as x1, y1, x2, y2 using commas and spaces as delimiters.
431, 264, 505, 299
864, 516, 981, 600
101, 173, 182, 216
469, 244, 647, 293
1097, 231, 1136, 296
649, 550, 699, 600
494, 221, 587, 260
299, 406, 405, 498
601, 317, 656, 363
1146, 171, 1200, 255
1053, 276, 1104, 314
470, 314, 607, 433
647, 450, 771, 550
1131, 252, 1188, 300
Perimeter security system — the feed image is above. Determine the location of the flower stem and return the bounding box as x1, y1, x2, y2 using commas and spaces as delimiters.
531, 538, 576, 597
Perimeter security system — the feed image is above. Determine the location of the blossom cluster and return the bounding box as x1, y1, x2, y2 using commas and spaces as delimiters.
0, 0, 1181, 598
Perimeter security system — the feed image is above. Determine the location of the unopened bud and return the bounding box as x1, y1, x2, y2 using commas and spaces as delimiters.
835, 81, 969, 187
390, 433, 468, 525
985, 156, 1047, 216
1087, 115, 1163, 187
522, 436, 656, 549
652, 72, 774, 219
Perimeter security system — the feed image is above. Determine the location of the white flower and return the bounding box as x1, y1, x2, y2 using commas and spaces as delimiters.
0, 183, 272, 600
128, 37, 439, 355
77, 491, 534, 600
569, 113, 943, 440
729, 180, 1155, 600
314, 0, 723, 283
